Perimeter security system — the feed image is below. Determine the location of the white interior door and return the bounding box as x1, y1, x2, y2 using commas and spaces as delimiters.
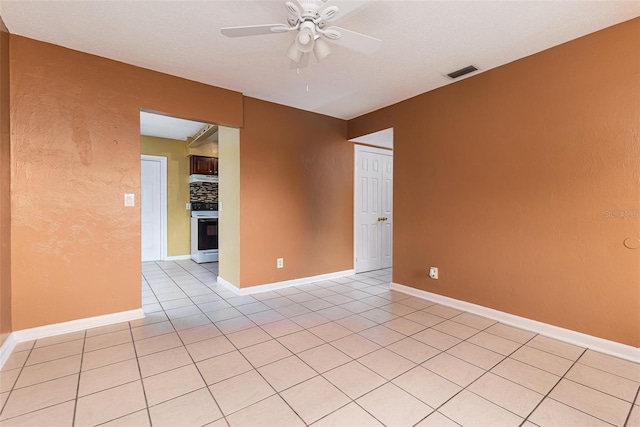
380, 154, 393, 268
141, 155, 166, 262
355, 146, 393, 273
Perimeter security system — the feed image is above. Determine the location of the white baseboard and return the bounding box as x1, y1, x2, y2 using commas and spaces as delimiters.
217, 269, 356, 296
217, 276, 240, 294
164, 255, 191, 261
391, 282, 640, 363
0, 333, 17, 370
12, 308, 145, 343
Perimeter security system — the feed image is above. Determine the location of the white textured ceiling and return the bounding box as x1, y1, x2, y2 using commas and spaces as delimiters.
2, 1, 639, 120
140, 111, 210, 140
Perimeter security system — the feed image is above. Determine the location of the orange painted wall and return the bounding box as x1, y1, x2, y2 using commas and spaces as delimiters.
349, 19, 640, 346
0, 17, 11, 346
240, 98, 352, 287
9, 36, 243, 330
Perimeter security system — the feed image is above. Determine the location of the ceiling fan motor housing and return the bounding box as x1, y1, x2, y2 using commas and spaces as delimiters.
296, 21, 317, 52
298, 0, 324, 14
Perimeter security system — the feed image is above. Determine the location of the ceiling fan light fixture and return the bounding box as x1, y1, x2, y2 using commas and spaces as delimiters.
287, 40, 303, 62
296, 27, 315, 52
313, 37, 332, 61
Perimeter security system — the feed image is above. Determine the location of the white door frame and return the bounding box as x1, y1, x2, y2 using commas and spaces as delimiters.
353, 144, 393, 272
141, 154, 168, 261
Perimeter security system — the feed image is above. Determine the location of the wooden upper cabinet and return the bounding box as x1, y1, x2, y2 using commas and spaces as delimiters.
190, 155, 218, 175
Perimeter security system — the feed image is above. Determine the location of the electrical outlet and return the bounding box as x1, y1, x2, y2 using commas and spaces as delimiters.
186, 203, 191, 210
429, 267, 438, 279
277, 258, 284, 269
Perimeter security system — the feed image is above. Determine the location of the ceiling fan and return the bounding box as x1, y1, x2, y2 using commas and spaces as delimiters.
220, 0, 381, 66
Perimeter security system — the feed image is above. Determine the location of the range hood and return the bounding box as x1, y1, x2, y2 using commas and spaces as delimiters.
190, 174, 218, 183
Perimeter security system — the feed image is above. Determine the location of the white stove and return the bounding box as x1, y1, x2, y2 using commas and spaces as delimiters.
190, 202, 219, 263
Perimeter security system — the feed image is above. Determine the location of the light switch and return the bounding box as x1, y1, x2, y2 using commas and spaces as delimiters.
124, 193, 135, 207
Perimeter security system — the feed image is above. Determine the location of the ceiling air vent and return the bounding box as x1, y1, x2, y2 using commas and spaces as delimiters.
447, 65, 478, 79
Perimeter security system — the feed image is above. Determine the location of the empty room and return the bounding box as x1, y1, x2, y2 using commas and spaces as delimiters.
0, 1, 638, 426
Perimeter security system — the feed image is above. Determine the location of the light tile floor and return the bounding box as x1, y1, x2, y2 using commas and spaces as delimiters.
1, 260, 639, 426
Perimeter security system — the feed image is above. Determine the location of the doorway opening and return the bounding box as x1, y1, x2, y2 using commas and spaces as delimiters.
139, 110, 219, 263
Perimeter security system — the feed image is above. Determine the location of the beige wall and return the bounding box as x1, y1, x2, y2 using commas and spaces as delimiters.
0, 17, 11, 346
240, 98, 352, 287
140, 135, 190, 257
218, 126, 240, 286
10, 35, 243, 330
349, 18, 640, 347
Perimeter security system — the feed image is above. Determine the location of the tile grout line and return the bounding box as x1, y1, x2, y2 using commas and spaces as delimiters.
136, 264, 171, 427
520, 347, 591, 425
126, 316, 154, 427
70, 329, 88, 427
623, 385, 640, 427
0, 341, 36, 420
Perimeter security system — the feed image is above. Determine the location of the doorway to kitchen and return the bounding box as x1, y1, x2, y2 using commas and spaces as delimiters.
139, 112, 243, 303
352, 128, 394, 273
139, 111, 220, 263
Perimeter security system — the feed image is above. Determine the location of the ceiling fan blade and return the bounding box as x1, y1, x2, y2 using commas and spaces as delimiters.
221, 24, 290, 38
318, 0, 370, 21
285, 1, 301, 16
322, 26, 381, 55
285, 2, 301, 26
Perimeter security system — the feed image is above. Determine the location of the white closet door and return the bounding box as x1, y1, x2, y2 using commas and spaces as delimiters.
355, 147, 393, 273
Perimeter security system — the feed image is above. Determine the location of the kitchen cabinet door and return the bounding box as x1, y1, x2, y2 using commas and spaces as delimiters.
190, 156, 218, 175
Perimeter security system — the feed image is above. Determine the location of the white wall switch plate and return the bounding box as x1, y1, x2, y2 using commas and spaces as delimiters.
186, 203, 191, 210
277, 258, 284, 269
124, 193, 135, 207
429, 267, 438, 279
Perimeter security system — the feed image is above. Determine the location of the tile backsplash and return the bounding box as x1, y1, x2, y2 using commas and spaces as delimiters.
190, 182, 218, 203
